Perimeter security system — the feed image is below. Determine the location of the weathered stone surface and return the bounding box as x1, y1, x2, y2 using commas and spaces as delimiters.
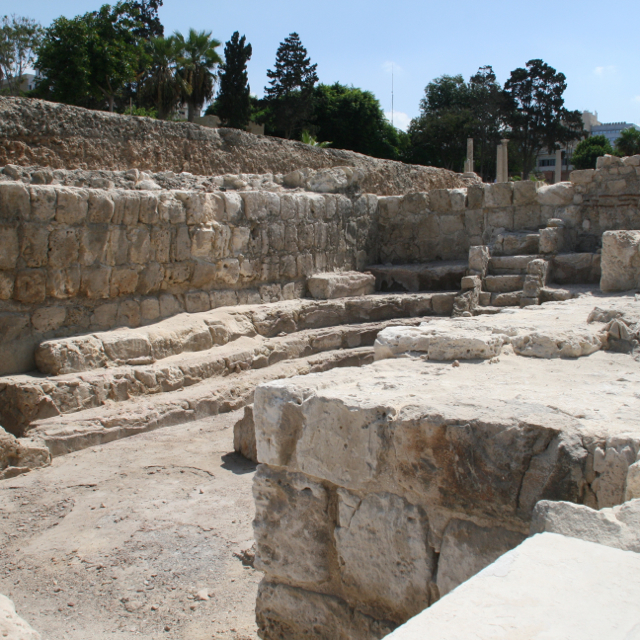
0, 594, 41, 639
511, 330, 602, 358
0, 426, 50, 479
483, 274, 524, 293
256, 582, 394, 640
536, 182, 574, 206
335, 491, 434, 621
385, 533, 640, 640
468, 246, 489, 277
233, 404, 257, 462
436, 519, 525, 596
308, 271, 375, 299
600, 230, 640, 292
368, 262, 466, 293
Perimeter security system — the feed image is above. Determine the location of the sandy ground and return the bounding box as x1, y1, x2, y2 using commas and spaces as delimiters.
0, 409, 260, 640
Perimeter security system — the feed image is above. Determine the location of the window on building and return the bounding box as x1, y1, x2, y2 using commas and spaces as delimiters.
539, 159, 556, 167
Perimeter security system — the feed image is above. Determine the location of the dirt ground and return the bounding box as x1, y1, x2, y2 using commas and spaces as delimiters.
0, 409, 260, 640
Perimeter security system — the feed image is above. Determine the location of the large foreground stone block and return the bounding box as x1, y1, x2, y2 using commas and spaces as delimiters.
385, 533, 640, 640
0, 593, 41, 639
307, 271, 375, 299
600, 230, 640, 292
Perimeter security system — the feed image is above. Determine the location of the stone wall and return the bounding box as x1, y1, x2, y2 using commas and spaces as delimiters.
0, 180, 377, 375
377, 154, 640, 264
0, 97, 476, 197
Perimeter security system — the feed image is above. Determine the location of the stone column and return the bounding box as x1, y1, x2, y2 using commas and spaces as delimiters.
555, 148, 562, 184
500, 139, 509, 183
496, 144, 503, 183
465, 138, 474, 173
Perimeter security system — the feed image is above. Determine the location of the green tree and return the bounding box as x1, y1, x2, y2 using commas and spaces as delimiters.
122, 0, 164, 39
505, 59, 584, 178
36, 3, 142, 111
0, 15, 43, 95
216, 31, 252, 129
615, 127, 640, 157
265, 32, 318, 139
174, 29, 222, 122
571, 135, 613, 169
301, 130, 331, 147
140, 36, 185, 119
312, 82, 404, 160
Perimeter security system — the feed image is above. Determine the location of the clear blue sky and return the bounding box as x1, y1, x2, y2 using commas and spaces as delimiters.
11, 0, 640, 130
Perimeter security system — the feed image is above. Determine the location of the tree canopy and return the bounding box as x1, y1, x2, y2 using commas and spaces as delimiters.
264, 32, 318, 139
0, 15, 43, 95
615, 127, 640, 157
215, 31, 252, 129
571, 135, 613, 170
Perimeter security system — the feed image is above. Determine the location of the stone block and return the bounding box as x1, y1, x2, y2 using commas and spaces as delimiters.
105, 228, 129, 266
0, 272, 14, 299
432, 292, 455, 315
184, 291, 210, 313
513, 180, 538, 205
428, 189, 452, 213
513, 204, 542, 230
0, 224, 19, 269
80, 267, 112, 299
401, 192, 429, 214
222, 192, 243, 222
539, 227, 564, 254
136, 262, 163, 295
439, 213, 464, 235
128, 228, 151, 264
308, 271, 375, 299
151, 228, 170, 263
537, 182, 574, 206
483, 274, 524, 293
29, 186, 57, 222
87, 190, 115, 223
90, 303, 118, 329
216, 259, 240, 285
234, 404, 257, 462
486, 208, 514, 231
112, 191, 140, 225
461, 275, 480, 290
14, 269, 46, 304
596, 154, 622, 169
140, 298, 160, 321
491, 291, 521, 306
600, 230, 640, 292
78, 227, 108, 266
210, 290, 238, 308
173, 225, 191, 261
159, 293, 180, 317
138, 193, 159, 224
110, 267, 138, 297
158, 193, 185, 224
436, 518, 525, 596
190, 227, 215, 258
55, 188, 88, 224
116, 299, 141, 327
483, 183, 513, 208
48, 228, 79, 268
242, 191, 280, 220
175, 191, 221, 224
449, 188, 467, 212
32, 306, 66, 333
47, 267, 81, 299
0, 182, 29, 221
335, 490, 434, 620
570, 169, 595, 185
468, 245, 490, 277
253, 465, 334, 584
466, 184, 484, 209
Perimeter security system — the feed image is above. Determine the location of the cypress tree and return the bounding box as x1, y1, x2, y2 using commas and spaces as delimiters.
216, 31, 252, 129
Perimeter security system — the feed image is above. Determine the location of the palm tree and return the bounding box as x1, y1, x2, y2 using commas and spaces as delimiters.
174, 29, 222, 122
302, 130, 331, 148
141, 36, 187, 119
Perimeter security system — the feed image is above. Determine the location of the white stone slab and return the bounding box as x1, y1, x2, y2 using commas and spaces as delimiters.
384, 532, 640, 640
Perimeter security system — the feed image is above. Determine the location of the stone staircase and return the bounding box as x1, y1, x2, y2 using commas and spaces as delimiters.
0, 292, 456, 455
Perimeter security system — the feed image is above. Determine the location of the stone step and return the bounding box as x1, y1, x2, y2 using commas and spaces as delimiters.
27, 346, 375, 457
367, 262, 467, 293
34, 292, 453, 376
483, 275, 525, 293
489, 255, 542, 275
490, 291, 522, 307
0, 318, 431, 436
490, 232, 540, 256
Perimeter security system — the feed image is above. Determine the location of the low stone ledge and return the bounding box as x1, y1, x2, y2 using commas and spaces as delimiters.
307, 271, 375, 299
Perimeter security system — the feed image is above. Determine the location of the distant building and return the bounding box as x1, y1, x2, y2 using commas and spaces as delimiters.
590, 122, 640, 148
0, 73, 38, 94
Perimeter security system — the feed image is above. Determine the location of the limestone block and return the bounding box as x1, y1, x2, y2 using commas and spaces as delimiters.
222, 192, 243, 222
461, 275, 480, 290
31, 307, 66, 333
513, 203, 542, 230
159, 293, 180, 317
374, 322, 507, 361
256, 582, 393, 640
384, 533, 640, 640
136, 262, 164, 295
600, 230, 640, 292
306, 167, 349, 193
513, 180, 538, 205
233, 404, 257, 462
128, 228, 151, 264
401, 192, 429, 214
483, 275, 524, 293
335, 491, 434, 620
0, 273, 14, 299
596, 154, 623, 169
466, 185, 484, 209
105, 228, 129, 266
570, 169, 595, 186
485, 208, 514, 231
116, 299, 140, 327
175, 191, 221, 224
110, 267, 138, 297
138, 193, 159, 224
13, 270, 46, 304
212, 224, 231, 259
511, 331, 602, 358
539, 226, 564, 254
0, 593, 42, 639
48, 228, 79, 268
491, 291, 521, 306
537, 182, 574, 206
622, 155, 640, 166
0, 182, 29, 221
173, 225, 191, 262
0, 224, 19, 269
150, 228, 170, 263
29, 186, 57, 222
449, 188, 467, 212
80, 267, 111, 299
531, 499, 640, 553
46, 267, 80, 299
483, 183, 513, 208
90, 303, 118, 329
55, 188, 88, 224
626, 461, 640, 501
230, 227, 250, 254
87, 190, 115, 223
102, 332, 151, 365
35, 335, 107, 375
189, 227, 215, 258
184, 291, 210, 313
210, 290, 238, 308
468, 245, 490, 277
591, 440, 638, 508
216, 259, 240, 285
428, 189, 452, 213
158, 194, 185, 224
260, 284, 282, 303
140, 298, 160, 321
112, 191, 140, 225
439, 213, 464, 235
431, 292, 455, 315
163, 263, 192, 288
253, 465, 333, 584
308, 271, 375, 300
242, 191, 280, 220
436, 519, 525, 597
78, 227, 108, 266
